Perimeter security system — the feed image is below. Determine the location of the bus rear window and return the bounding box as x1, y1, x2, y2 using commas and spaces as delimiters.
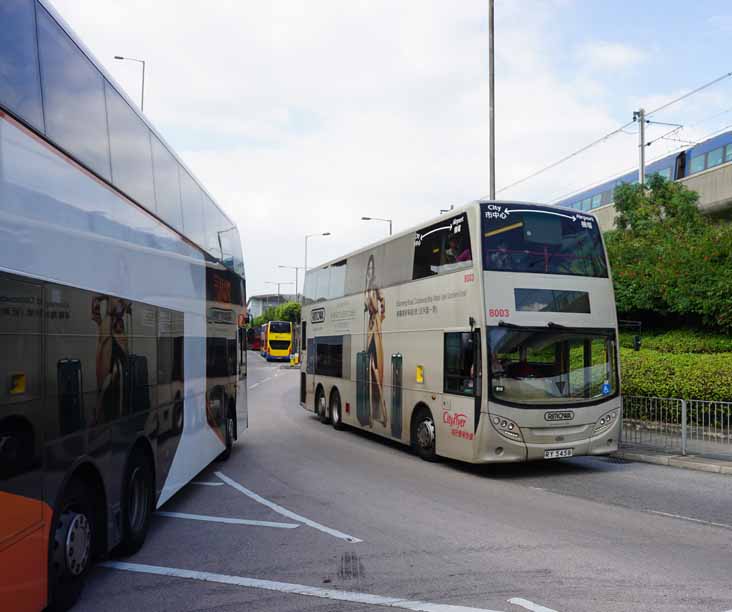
481, 203, 608, 278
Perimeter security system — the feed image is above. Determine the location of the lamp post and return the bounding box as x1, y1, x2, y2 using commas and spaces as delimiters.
114, 55, 146, 111
488, 0, 496, 200
264, 281, 294, 310
278, 265, 304, 303
361, 216, 392, 236
304, 232, 331, 273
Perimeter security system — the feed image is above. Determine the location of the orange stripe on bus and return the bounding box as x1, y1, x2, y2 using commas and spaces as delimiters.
0, 491, 52, 612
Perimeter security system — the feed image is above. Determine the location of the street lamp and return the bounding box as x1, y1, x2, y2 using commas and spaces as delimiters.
361, 216, 392, 236
114, 55, 146, 111
278, 265, 304, 303
304, 232, 331, 273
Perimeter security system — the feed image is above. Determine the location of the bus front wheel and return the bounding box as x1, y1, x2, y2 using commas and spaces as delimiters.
48, 478, 95, 611
413, 408, 437, 462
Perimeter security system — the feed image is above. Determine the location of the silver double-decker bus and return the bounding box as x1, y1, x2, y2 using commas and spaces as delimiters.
299, 201, 620, 464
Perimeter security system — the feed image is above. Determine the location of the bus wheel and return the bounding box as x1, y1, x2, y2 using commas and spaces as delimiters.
116, 448, 154, 556
48, 479, 94, 611
217, 408, 235, 462
413, 408, 437, 462
315, 387, 328, 424
330, 390, 344, 430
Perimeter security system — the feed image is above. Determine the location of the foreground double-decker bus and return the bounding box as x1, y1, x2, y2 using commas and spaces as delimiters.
300, 201, 620, 463
262, 321, 293, 361
0, 2, 247, 610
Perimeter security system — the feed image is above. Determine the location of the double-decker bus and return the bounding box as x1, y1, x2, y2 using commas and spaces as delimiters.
246, 326, 262, 352
262, 321, 293, 362
300, 201, 620, 463
0, 2, 247, 610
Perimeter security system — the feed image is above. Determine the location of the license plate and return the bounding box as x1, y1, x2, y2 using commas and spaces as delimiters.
544, 448, 573, 459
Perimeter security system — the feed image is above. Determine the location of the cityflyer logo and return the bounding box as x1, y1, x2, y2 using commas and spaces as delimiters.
443, 410, 474, 440
311, 307, 325, 324
443, 411, 467, 428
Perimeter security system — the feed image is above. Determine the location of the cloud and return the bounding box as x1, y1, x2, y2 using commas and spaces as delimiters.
708, 15, 732, 32
47, 0, 663, 296
579, 41, 648, 72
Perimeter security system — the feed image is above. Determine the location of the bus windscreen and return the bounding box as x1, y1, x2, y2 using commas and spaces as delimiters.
481, 203, 608, 277
269, 321, 291, 334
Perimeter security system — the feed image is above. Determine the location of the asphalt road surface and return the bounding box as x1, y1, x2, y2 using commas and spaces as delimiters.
77, 354, 732, 612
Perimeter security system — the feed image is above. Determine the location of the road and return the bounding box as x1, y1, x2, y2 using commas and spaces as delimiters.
77, 354, 732, 612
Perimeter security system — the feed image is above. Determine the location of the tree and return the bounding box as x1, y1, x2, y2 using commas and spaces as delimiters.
604, 174, 732, 330
249, 301, 301, 328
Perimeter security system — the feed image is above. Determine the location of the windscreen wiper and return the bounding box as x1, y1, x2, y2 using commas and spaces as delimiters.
547, 321, 567, 328
498, 320, 521, 329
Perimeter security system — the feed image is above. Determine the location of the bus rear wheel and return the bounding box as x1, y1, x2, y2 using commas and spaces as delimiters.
217, 407, 235, 462
315, 387, 329, 424
48, 479, 94, 611
116, 448, 154, 556
413, 408, 437, 462
330, 390, 344, 430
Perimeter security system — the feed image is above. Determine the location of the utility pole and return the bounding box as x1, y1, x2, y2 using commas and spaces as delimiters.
634, 108, 646, 186
488, 0, 496, 200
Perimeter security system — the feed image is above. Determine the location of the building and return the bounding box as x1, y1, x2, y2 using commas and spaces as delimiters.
247, 293, 298, 318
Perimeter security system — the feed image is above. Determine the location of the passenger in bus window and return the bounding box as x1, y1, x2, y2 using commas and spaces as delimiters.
364, 254, 388, 427
489, 239, 512, 270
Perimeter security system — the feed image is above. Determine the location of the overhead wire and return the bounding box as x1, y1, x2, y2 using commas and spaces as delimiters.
490, 70, 732, 198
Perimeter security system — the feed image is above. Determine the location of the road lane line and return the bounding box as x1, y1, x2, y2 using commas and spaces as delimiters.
646, 510, 732, 531
157, 511, 299, 529
191, 481, 224, 486
215, 471, 363, 543
508, 598, 559, 612
248, 374, 277, 390
100, 561, 506, 612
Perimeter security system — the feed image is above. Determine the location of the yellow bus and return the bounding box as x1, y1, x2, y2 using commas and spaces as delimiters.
264, 321, 293, 362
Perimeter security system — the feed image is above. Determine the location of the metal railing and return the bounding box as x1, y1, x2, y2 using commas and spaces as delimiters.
621, 396, 732, 460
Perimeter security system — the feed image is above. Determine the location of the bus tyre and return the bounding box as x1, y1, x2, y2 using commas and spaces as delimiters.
330, 390, 344, 430
48, 478, 94, 612
413, 409, 438, 462
117, 448, 154, 556
315, 387, 329, 424
217, 408, 235, 462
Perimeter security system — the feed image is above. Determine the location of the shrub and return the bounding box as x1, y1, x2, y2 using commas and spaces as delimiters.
619, 329, 732, 354
620, 347, 732, 401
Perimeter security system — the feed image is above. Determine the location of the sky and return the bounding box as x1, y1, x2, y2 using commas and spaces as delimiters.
50, 0, 732, 298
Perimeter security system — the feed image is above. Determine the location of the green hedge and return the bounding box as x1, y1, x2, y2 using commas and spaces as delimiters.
619, 330, 732, 354
620, 347, 732, 401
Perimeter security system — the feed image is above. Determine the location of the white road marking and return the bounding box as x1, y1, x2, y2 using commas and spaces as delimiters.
157, 511, 299, 529
508, 597, 559, 612
215, 471, 363, 543
100, 561, 507, 612
191, 481, 223, 487
248, 373, 278, 390
646, 510, 732, 531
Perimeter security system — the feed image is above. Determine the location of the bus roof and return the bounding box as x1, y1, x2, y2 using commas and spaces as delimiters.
7, 1, 243, 275
305, 200, 587, 272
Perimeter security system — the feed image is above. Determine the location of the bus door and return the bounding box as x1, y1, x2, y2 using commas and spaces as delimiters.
441, 330, 480, 460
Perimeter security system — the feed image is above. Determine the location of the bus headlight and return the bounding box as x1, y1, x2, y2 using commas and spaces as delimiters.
593, 410, 618, 435
490, 415, 523, 441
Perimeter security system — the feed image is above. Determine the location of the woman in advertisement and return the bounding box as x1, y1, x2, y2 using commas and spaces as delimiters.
364, 254, 388, 427
91, 295, 131, 424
